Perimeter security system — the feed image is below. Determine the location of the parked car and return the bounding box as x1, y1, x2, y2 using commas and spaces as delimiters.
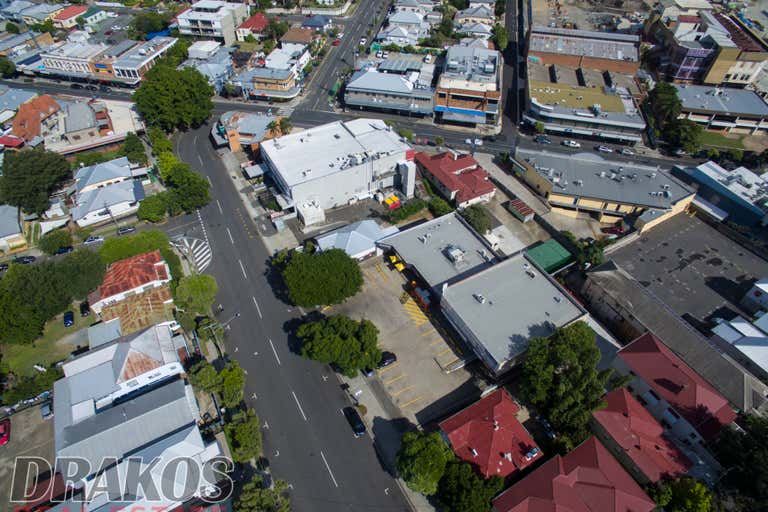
70, 83, 83, 90
0, 263, 8, 272
359, 37, 367, 45
54, 245, 73, 255
343, 406, 367, 438
80, 301, 90, 317
117, 226, 136, 236
382, 51, 389, 59
596, 145, 613, 153
424, 54, 432, 63
84, 84, 98, 91
63, 311, 74, 327
620, 148, 635, 156
99, 85, 112, 93
12, 255, 36, 264
539, 417, 557, 440
601, 225, 625, 236
332, 39, 341, 46
41, 402, 53, 419
376, 50, 383, 58
83, 235, 104, 245
377, 351, 397, 369
562, 140, 581, 148
362, 367, 375, 377
534, 135, 551, 144
0, 418, 9, 447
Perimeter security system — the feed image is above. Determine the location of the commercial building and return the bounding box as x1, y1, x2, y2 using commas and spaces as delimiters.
0, 31, 54, 60
177, 0, 248, 46
52, 5, 88, 29
434, 43, 501, 127
527, 26, 640, 74
212, 110, 277, 152
415, 151, 496, 207
89, 251, 172, 314
180, 40, 233, 93
439, 389, 542, 479
236, 12, 268, 42
314, 220, 399, 260
515, 148, 694, 231
344, 57, 435, 116
0, 0, 34, 22
674, 84, 768, 134
265, 43, 310, 77
234, 66, 300, 100
40, 41, 109, 77
492, 437, 655, 512
711, 313, 768, 381
260, 118, 416, 225
111, 37, 178, 84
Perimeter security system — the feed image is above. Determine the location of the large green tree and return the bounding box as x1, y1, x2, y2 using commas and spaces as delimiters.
648, 477, 713, 512
297, 315, 381, 377
648, 81, 682, 130
176, 274, 218, 315
437, 461, 504, 512
165, 161, 211, 211
130, 11, 170, 38
148, 126, 174, 154
714, 415, 768, 510
491, 24, 508, 52
460, 204, 492, 234
38, 229, 72, 255
0, 56, 16, 78
281, 249, 363, 307
395, 431, 454, 496
188, 360, 222, 394
220, 361, 246, 408
137, 192, 170, 223
122, 132, 148, 165
235, 476, 290, 512
0, 149, 70, 215
134, 65, 214, 132
226, 408, 262, 463
520, 321, 612, 451
664, 119, 703, 155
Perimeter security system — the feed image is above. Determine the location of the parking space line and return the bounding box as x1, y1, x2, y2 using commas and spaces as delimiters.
421, 330, 438, 337
436, 347, 452, 357
377, 361, 400, 374
401, 396, 423, 408
430, 337, 445, 346
392, 385, 414, 396
385, 374, 405, 385
374, 263, 390, 281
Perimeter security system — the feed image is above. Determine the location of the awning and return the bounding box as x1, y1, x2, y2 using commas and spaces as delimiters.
442, 111, 484, 123
244, 163, 268, 179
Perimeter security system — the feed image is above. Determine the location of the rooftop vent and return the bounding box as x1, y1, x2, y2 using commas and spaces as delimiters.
470, 448, 479, 457
474, 293, 487, 304
445, 245, 465, 263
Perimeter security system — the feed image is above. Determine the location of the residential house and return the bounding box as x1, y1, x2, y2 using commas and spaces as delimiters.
211, 110, 277, 152
280, 27, 316, 45
180, 40, 234, 93
11, 94, 60, 144
52, 5, 88, 30
457, 22, 492, 39
415, 151, 496, 207
0, 84, 36, 125
0, 0, 34, 22
71, 179, 145, 227
0, 204, 25, 252
265, 43, 310, 77
492, 437, 656, 512
314, 220, 399, 260
177, 0, 248, 46
302, 14, 332, 33
439, 389, 542, 479
376, 10, 429, 47
74, 156, 148, 195
393, 0, 439, 15
88, 251, 172, 314
454, 5, 495, 27
21, 3, 63, 26
81, 7, 107, 26
233, 66, 300, 100
236, 12, 268, 42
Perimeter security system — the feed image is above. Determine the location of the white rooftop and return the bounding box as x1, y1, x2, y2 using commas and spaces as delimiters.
691, 160, 768, 208
713, 314, 768, 374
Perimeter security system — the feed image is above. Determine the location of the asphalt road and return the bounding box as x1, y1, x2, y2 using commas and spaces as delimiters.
174, 125, 411, 512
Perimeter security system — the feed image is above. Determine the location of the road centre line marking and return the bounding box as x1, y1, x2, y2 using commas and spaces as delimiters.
252, 296, 262, 319
226, 227, 235, 244
216, 199, 223, 215
291, 391, 308, 421
239, 259, 247, 279
320, 451, 339, 488
269, 338, 282, 365
206, 174, 212, 185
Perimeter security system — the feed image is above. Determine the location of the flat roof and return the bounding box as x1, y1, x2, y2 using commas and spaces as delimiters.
377, 212, 496, 289
529, 26, 639, 62
442, 253, 584, 371
113, 37, 176, 70
674, 84, 768, 117
516, 148, 693, 209
687, 160, 768, 209
529, 79, 624, 112
261, 118, 411, 189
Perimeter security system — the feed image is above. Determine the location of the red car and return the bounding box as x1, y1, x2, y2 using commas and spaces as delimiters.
332, 39, 341, 46
601, 226, 625, 236
0, 418, 9, 447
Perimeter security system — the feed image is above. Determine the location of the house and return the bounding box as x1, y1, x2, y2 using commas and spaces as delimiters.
0, 85, 36, 125
302, 15, 332, 33
454, 5, 495, 26
0, 204, 24, 252
280, 27, 316, 45
0, 31, 54, 60
344, 57, 435, 116
457, 22, 492, 39
74, 156, 147, 195
376, 10, 429, 47
415, 151, 496, 207
212, 111, 277, 152
180, 40, 234, 93
314, 220, 399, 260
0, 0, 34, 22
439, 389, 542, 479
265, 43, 310, 77
81, 7, 107, 26
260, 118, 416, 225
52, 5, 88, 30
21, 3, 63, 26
591, 388, 692, 485
236, 12, 268, 42
233, 66, 301, 100
177, 0, 248, 46
87, 318, 123, 349
88, 251, 172, 315
99, 285, 175, 336
11, 94, 60, 144
491, 437, 656, 512
527, 27, 640, 74
674, 84, 768, 134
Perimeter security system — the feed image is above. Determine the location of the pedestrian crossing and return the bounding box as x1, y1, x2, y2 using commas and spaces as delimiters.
276, 107, 294, 117
171, 237, 212, 273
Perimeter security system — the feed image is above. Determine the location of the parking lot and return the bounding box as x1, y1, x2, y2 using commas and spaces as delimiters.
0, 406, 55, 512
610, 213, 768, 322
330, 258, 481, 426
88, 14, 134, 46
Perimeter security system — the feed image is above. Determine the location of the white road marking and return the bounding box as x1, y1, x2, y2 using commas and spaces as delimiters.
239, 259, 248, 279
234, 347, 238, 352
226, 227, 235, 244
198, 155, 204, 166
320, 451, 339, 488
291, 391, 308, 421
216, 199, 223, 215
252, 296, 263, 318
384, 488, 389, 496
251, 392, 257, 399
263, 420, 269, 429
269, 338, 282, 365
206, 174, 212, 185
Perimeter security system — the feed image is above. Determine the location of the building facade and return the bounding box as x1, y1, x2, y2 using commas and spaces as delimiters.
177, 0, 248, 46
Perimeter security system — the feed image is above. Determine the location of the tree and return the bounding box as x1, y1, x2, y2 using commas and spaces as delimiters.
134, 65, 214, 132
435, 135, 445, 146
278, 117, 292, 135
648, 81, 682, 130
137, 192, 169, 223
647, 477, 713, 512
235, 476, 290, 512
130, 11, 170, 38
148, 126, 174, 154
226, 408, 262, 463
520, 321, 612, 451
297, 315, 381, 377
157, 151, 179, 181
263, 39, 276, 54
281, 249, 363, 307
188, 360, 222, 393
56, 249, 105, 300
429, 197, 454, 217
244, 34, 257, 43
713, 415, 768, 509
0, 149, 70, 215
492, 24, 508, 52
494, 0, 505, 17
165, 163, 211, 211
460, 204, 492, 234
38, 228, 72, 255
0, 56, 16, 78
267, 19, 289, 40
398, 128, 415, 141
534, 121, 545, 134
1, 366, 62, 405
30, 19, 55, 34
176, 274, 218, 315
437, 461, 504, 512
220, 361, 246, 408
664, 119, 703, 155
122, 132, 148, 165
395, 431, 454, 495
4, 22, 19, 34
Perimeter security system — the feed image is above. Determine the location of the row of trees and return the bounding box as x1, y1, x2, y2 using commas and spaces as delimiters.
138, 151, 211, 222
647, 81, 703, 155
0, 149, 70, 215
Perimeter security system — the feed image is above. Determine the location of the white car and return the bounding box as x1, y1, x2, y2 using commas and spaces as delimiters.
620, 148, 635, 156
562, 140, 581, 148
596, 145, 613, 153
83, 235, 104, 245
376, 50, 383, 58
359, 37, 367, 45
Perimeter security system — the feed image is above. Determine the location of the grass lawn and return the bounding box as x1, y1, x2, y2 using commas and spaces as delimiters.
700, 131, 745, 150
0, 306, 93, 377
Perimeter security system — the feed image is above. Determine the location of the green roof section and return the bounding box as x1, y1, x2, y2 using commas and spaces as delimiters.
526, 239, 573, 273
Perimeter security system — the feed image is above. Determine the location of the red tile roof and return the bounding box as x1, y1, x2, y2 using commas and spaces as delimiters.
415, 151, 496, 205
439, 389, 542, 478
677, 15, 701, 23
592, 388, 692, 483
92, 250, 170, 303
0, 135, 24, 148
12, 95, 59, 142
492, 437, 656, 512
239, 13, 269, 32
618, 333, 737, 440
54, 5, 88, 20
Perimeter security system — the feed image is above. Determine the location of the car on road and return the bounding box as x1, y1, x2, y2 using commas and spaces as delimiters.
343, 406, 367, 438
63, 311, 74, 327
54, 245, 73, 255
12, 255, 36, 264
99, 85, 112, 93
41, 402, 53, 419
534, 135, 551, 144
70, 83, 83, 90
117, 226, 136, 236
0, 418, 9, 447
562, 140, 581, 148
620, 148, 635, 156
83, 235, 104, 245
84, 84, 98, 91
359, 37, 367, 45
376, 50, 383, 58
377, 351, 397, 369
80, 301, 90, 317
596, 145, 613, 153
332, 39, 341, 46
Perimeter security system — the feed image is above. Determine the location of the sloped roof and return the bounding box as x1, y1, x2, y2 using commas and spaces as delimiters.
315, 220, 398, 258
280, 27, 314, 44
415, 151, 496, 204
619, 332, 737, 439
54, 5, 87, 21
100, 285, 174, 335
239, 12, 268, 31
72, 179, 145, 222
593, 388, 691, 483
91, 250, 169, 304
439, 389, 542, 478
87, 318, 123, 349
492, 437, 656, 512
455, 5, 494, 20
74, 156, 132, 194
12, 94, 60, 141
0, 204, 20, 239
389, 10, 423, 24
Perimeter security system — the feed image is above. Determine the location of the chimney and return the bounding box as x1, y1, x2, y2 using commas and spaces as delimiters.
504, 453, 512, 461
470, 448, 478, 457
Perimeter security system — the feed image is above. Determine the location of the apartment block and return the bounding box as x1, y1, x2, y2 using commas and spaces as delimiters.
177, 0, 248, 46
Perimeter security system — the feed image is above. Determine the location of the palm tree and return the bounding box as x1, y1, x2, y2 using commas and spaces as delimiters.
279, 117, 292, 135
267, 120, 279, 135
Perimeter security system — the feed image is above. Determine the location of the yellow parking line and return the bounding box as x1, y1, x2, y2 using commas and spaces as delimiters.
443, 356, 460, 366
436, 347, 452, 356
375, 263, 389, 281
385, 374, 405, 385
421, 330, 438, 337
403, 303, 422, 311
377, 361, 400, 374
430, 338, 444, 346
401, 396, 423, 408
393, 385, 414, 396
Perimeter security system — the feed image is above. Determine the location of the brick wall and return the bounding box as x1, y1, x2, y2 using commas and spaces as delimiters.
529, 51, 640, 74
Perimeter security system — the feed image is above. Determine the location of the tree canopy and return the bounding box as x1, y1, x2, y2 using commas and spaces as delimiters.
235, 476, 290, 512
664, 119, 703, 155
437, 460, 504, 512
130, 11, 171, 39
188, 360, 222, 394
133, 65, 214, 132
460, 204, 492, 234
492, 24, 508, 52
0, 56, 16, 78
226, 408, 262, 463
648, 81, 682, 130
520, 321, 612, 451
38, 228, 72, 255
713, 415, 768, 510
176, 274, 218, 316
147, 126, 173, 154
647, 477, 713, 512
280, 248, 363, 307
395, 431, 454, 495
220, 361, 246, 408
297, 316, 381, 377
0, 149, 70, 215
122, 132, 148, 165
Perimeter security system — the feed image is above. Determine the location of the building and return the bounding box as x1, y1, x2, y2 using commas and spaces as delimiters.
40, 41, 109, 78
74, 156, 147, 195
177, 0, 248, 46
492, 437, 656, 512
280, 27, 316, 45
515, 148, 694, 231
674, 84, 768, 134
441, 253, 585, 376
0, 0, 34, 22
434, 44, 501, 126
528, 26, 640, 74
457, 22, 492, 39
454, 5, 495, 26
11, 94, 60, 144
742, 279, 768, 314
81, 7, 107, 26
72, 179, 145, 227
111, 37, 178, 84
344, 57, 435, 116
314, 220, 399, 260
525, 239, 572, 273
0, 204, 24, 252
21, 3, 63, 25
439, 389, 542, 479
89, 251, 172, 314
180, 40, 233, 93
233, 66, 300, 100
260, 118, 416, 225
52, 5, 88, 30
415, 151, 496, 207
677, 160, 768, 227
302, 14, 332, 32
711, 313, 768, 381
591, 388, 692, 485
212, 111, 277, 152
0, 31, 54, 60
236, 12, 268, 42
265, 43, 310, 77
0, 84, 36, 124
376, 10, 430, 47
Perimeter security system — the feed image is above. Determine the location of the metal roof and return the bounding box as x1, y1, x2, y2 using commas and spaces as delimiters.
675, 84, 768, 116
64, 102, 97, 133
0, 204, 20, 239
87, 318, 123, 349
316, 220, 398, 258
0, 85, 35, 112
530, 26, 639, 61
74, 156, 132, 193
72, 180, 145, 221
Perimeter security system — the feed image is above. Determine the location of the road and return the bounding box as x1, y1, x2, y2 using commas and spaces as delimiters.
174, 126, 411, 512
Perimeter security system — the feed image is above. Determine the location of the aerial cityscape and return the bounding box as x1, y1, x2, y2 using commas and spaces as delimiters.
0, 0, 767, 510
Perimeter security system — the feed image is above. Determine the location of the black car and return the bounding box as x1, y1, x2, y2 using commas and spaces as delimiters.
99, 85, 112, 93
63, 311, 74, 327
54, 245, 73, 255
534, 135, 552, 144
343, 407, 366, 438
12, 255, 36, 264
70, 83, 84, 90
0, 263, 8, 272
79, 301, 90, 317
117, 226, 136, 236
377, 351, 397, 369
84, 84, 98, 91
